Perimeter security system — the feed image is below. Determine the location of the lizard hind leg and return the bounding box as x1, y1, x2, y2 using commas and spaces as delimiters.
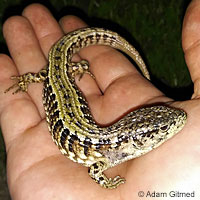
4, 68, 47, 94
88, 161, 125, 189
68, 60, 95, 80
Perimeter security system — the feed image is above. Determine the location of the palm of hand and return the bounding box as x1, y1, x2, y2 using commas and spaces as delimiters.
0, 2, 200, 200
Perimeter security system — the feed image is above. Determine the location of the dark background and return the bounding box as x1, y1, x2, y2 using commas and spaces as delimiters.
0, 0, 192, 199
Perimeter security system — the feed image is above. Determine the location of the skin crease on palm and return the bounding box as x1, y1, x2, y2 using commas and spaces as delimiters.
0, 0, 200, 199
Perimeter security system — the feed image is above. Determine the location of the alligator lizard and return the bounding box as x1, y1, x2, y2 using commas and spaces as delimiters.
5, 27, 187, 189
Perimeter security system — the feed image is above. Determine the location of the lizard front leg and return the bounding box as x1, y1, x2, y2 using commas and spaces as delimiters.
5, 68, 47, 94
88, 161, 125, 189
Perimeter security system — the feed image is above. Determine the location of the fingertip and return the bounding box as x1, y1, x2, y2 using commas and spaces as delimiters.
22, 3, 50, 17
3, 16, 28, 40
22, 3, 62, 39
182, 0, 200, 51
59, 15, 88, 33
182, 0, 200, 85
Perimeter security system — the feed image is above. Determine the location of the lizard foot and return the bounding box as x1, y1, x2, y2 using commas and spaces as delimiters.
88, 161, 125, 189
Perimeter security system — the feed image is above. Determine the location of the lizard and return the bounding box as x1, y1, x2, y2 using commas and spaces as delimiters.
5, 27, 187, 189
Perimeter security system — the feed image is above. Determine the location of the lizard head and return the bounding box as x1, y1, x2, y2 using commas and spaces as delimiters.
133, 105, 187, 148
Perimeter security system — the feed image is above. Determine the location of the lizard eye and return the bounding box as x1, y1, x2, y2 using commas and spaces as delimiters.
160, 125, 169, 132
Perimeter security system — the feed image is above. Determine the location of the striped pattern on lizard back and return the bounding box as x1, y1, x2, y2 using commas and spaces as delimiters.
43, 27, 153, 166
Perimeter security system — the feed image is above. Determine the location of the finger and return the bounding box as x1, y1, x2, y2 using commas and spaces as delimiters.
0, 54, 27, 110
3, 4, 63, 117
22, 4, 65, 116
3, 16, 47, 117
59, 16, 167, 124
22, 4, 63, 58
22, 4, 64, 115
182, 0, 200, 99
0, 54, 42, 149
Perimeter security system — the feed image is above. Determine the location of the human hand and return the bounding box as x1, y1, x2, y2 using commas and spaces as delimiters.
0, 2, 200, 199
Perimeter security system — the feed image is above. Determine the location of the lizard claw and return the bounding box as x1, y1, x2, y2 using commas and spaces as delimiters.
4, 75, 28, 94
